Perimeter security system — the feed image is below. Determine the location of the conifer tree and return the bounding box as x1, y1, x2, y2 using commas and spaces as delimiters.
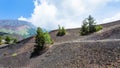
80, 19, 88, 35
34, 27, 45, 55
87, 15, 96, 33
80, 15, 102, 35
57, 25, 66, 36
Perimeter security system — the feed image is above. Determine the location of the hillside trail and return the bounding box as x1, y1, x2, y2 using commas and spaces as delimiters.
52, 39, 120, 48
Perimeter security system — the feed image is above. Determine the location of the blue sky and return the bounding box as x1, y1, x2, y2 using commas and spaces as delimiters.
0, 0, 34, 19
0, 0, 120, 30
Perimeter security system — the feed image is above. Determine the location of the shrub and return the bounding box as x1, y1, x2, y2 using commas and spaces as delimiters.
95, 25, 103, 32
57, 25, 66, 36
80, 19, 89, 35
44, 32, 52, 44
80, 15, 103, 35
0, 36, 2, 45
3, 53, 7, 56
13, 38, 18, 44
5, 36, 11, 44
12, 53, 17, 57
62, 27, 66, 35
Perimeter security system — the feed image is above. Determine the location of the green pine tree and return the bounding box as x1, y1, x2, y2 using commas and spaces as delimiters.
34, 27, 45, 55
80, 19, 89, 35
80, 15, 102, 35
87, 15, 96, 33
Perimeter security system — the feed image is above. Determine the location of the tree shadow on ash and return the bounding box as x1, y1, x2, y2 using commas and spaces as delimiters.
30, 45, 49, 59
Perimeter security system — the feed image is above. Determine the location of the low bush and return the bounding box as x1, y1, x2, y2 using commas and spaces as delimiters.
12, 38, 18, 44
95, 25, 103, 32
80, 15, 103, 35
3, 53, 7, 56
57, 25, 66, 36
5, 36, 11, 44
44, 32, 52, 44
12, 53, 17, 57
0, 36, 2, 45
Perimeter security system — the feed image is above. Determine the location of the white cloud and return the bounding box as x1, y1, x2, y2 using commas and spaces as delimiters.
103, 13, 120, 23
29, 0, 57, 29
18, 0, 119, 30
18, 16, 28, 21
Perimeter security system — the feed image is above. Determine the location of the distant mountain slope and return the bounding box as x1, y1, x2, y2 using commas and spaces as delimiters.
0, 20, 36, 38
0, 32, 23, 41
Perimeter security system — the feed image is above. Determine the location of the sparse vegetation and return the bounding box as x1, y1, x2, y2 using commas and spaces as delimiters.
95, 25, 103, 32
12, 53, 17, 57
0, 36, 18, 45
12, 38, 18, 44
0, 36, 2, 45
5, 36, 11, 44
57, 25, 66, 36
3, 53, 7, 56
80, 15, 103, 35
0, 18, 120, 68
44, 31, 52, 44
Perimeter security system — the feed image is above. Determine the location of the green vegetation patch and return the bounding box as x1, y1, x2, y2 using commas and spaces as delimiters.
80, 15, 103, 35
57, 25, 66, 36
12, 53, 18, 57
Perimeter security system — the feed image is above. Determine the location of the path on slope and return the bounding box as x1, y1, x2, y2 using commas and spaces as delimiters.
52, 39, 120, 46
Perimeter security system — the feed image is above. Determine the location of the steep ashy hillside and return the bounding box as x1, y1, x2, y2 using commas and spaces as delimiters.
29, 20, 120, 68
0, 20, 120, 68
29, 40, 120, 68
0, 36, 35, 67
0, 20, 36, 38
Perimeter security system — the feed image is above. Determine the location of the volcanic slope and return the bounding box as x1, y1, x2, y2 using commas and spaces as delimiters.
0, 20, 120, 68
